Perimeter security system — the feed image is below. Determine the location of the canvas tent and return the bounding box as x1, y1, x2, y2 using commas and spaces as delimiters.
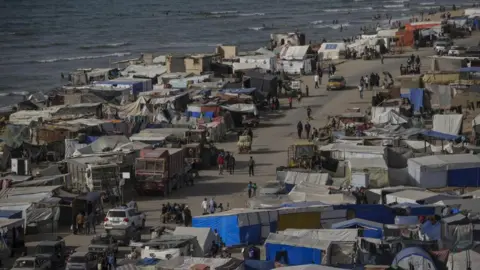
264, 233, 331, 265
192, 208, 277, 246
433, 114, 463, 135
331, 218, 384, 239
408, 154, 480, 188
318, 43, 346, 60
173, 226, 216, 256
447, 246, 480, 270
275, 265, 350, 270
392, 247, 438, 270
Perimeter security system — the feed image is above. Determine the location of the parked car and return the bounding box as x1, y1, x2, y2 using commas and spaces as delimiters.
448, 46, 467, 56
66, 252, 97, 270
437, 37, 454, 46
434, 41, 449, 54
327, 75, 347, 90
104, 225, 142, 246
104, 206, 146, 229
259, 181, 287, 196
34, 240, 67, 268
89, 233, 119, 254
11, 256, 51, 270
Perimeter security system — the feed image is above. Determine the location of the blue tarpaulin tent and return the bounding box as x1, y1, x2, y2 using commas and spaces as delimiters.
0, 210, 22, 219
459, 67, 480, 72
421, 130, 462, 141
409, 88, 424, 112
331, 218, 384, 238
192, 209, 278, 246
391, 203, 437, 216
333, 204, 394, 224
264, 233, 330, 265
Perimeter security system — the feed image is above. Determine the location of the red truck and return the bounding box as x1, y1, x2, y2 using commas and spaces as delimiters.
134, 147, 186, 195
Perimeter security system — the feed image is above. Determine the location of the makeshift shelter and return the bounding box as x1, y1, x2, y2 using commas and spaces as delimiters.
348, 157, 389, 188
447, 246, 480, 270
385, 190, 455, 205
173, 227, 216, 256
331, 218, 384, 239
371, 107, 408, 125
440, 214, 474, 252
244, 70, 278, 96
401, 88, 424, 112
319, 143, 385, 160
276, 205, 344, 231
392, 247, 438, 270
333, 204, 395, 224
264, 233, 331, 265
433, 114, 463, 135
318, 43, 346, 60
408, 154, 480, 188
234, 55, 276, 72
244, 260, 275, 270
278, 45, 312, 74
282, 171, 332, 191
192, 208, 278, 246
275, 265, 350, 270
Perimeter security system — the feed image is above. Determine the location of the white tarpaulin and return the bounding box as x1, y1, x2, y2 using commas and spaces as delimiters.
433, 114, 463, 135
173, 227, 215, 256
280, 229, 358, 242
371, 107, 408, 125
221, 104, 258, 115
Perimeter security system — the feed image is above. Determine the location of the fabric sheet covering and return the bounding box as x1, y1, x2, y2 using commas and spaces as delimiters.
433, 114, 463, 135
371, 107, 407, 125
173, 227, 215, 256
409, 88, 424, 112
426, 84, 452, 109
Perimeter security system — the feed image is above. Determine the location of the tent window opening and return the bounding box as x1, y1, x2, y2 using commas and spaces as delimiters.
275, 250, 288, 264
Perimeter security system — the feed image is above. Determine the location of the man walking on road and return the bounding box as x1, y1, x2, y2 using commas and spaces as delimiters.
247, 182, 253, 198
314, 74, 320, 88
228, 154, 235, 175
248, 156, 255, 177
305, 122, 311, 140
217, 154, 224, 175
297, 121, 303, 139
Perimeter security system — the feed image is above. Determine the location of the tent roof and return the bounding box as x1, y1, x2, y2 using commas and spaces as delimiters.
265, 233, 331, 250
331, 218, 383, 230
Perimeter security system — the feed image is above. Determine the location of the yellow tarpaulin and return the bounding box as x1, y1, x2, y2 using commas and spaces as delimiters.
422, 73, 460, 85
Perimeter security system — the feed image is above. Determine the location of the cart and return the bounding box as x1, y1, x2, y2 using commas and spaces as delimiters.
237, 135, 252, 154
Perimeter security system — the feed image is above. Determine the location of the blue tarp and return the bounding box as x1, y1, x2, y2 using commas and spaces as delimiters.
220, 88, 256, 95
459, 67, 480, 72
333, 204, 395, 224
447, 167, 480, 186
265, 243, 322, 265
409, 88, 424, 112
421, 130, 462, 141
192, 210, 276, 246
0, 210, 22, 219
391, 203, 437, 216
244, 260, 275, 270
331, 218, 384, 239
86, 136, 99, 144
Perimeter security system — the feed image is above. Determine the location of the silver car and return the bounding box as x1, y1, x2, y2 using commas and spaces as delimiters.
66, 252, 97, 270
11, 256, 51, 270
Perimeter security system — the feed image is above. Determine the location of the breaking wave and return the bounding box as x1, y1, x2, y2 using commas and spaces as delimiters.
2, 42, 69, 49
239, 13, 265, 16
310, 20, 324, 25
324, 7, 373, 13
80, 42, 130, 49
209, 10, 238, 15
314, 22, 351, 29
158, 42, 221, 48
36, 52, 131, 63
384, 4, 404, 8
248, 26, 265, 31
419, 1, 435, 5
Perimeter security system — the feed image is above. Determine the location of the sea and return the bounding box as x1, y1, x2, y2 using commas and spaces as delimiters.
0, 0, 473, 94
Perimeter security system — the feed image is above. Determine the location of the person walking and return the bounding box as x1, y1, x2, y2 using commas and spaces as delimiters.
305, 122, 311, 140
307, 106, 312, 120
248, 156, 255, 177
288, 96, 293, 109
252, 183, 257, 197
107, 252, 116, 270
87, 212, 96, 235
228, 154, 235, 175
297, 121, 303, 139
201, 198, 208, 214
209, 198, 216, 214
380, 54, 384, 64
247, 182, 253, 198
318, 68, 323, 84
314, 74, 320, 88
359, 82, 364, 99
217, 154, 224, 175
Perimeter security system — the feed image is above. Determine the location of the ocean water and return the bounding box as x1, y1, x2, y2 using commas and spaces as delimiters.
0, 0, 471, 93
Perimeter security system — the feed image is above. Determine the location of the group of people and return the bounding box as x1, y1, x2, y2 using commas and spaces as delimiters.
96, 252, 117, 270
201, 198, 226, 215
161, 203, 192, 226
400, 54, 422, 75
358, 73, 382, 98
74, 211, 96, 235
247, 181, 258, 198
216, 151, 237, 175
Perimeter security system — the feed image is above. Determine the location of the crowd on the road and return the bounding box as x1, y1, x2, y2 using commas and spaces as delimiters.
161, 202, 193, 226
400, 54, 422, 75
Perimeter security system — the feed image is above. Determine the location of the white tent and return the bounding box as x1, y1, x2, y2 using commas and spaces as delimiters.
377, 29, 398, 38
173, 227, 216, 256
371, 107, 407, 125
433, 114, 463, 135
318, 43, 346, 60
447, 246, 480, 270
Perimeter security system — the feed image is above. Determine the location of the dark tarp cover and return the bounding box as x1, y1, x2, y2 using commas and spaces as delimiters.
244, 260, 275, 270
459, 67, 480, 72
333, 204, 395, 224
